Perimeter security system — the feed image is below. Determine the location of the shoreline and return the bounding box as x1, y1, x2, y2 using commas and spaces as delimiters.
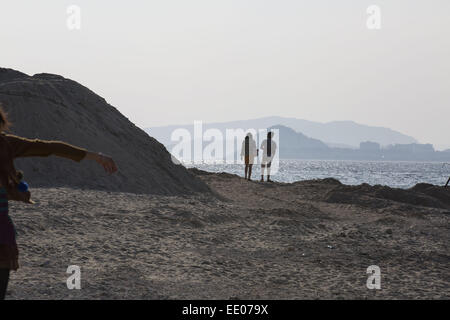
185, 160, 450, 189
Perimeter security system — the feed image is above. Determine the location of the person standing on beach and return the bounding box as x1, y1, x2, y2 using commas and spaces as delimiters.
260, 131, 277, 182
240, 133, 257, 180
0, 105, 117, 300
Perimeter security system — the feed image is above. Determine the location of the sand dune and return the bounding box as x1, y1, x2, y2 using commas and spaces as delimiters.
0, 68, 209, 195
6, 171, 449, 299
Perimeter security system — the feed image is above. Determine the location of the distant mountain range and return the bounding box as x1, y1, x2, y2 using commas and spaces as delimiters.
270, 125, 450, 161
146, 116, 417, 148
145, 118, 450, 161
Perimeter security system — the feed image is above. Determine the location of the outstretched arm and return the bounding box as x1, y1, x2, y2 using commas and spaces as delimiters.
4, 133, 117, 174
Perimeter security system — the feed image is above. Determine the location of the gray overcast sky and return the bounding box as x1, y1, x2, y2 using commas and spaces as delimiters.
1, 1, 449, 149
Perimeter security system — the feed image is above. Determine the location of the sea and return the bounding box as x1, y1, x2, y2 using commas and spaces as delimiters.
186, 159, 450, 189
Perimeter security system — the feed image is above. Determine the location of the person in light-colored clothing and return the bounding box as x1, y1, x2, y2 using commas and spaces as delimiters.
260, 131, 277, 182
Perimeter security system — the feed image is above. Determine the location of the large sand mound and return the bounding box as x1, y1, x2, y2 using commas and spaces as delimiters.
0, 68, 210, 195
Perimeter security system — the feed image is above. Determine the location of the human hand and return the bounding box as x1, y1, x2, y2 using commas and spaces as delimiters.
87, 152, 118, 174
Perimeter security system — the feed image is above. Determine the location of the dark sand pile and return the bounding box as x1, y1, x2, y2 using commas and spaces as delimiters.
7, 170, 449, 299
323, 181, 450, 210
0, 68, 209, 195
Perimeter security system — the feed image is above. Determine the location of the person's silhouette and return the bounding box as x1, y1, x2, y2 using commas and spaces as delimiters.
240, 133, 257, 180
260, 131, 277, 182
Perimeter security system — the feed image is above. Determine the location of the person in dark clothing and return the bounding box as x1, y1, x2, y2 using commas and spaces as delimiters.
0, 269, 9, 300
0, 105, 117, 299
240, 133, 257, 180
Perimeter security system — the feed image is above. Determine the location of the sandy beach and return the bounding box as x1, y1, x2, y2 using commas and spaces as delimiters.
2, 0, 450, 304
6, 170, 449, 299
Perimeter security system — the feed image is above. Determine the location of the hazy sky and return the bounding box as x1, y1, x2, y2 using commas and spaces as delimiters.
1, 1, 449, 149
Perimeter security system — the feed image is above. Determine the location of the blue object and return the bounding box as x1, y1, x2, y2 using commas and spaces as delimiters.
18, 181, 29, 192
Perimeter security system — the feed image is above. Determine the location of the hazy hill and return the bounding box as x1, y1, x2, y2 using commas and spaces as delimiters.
268, 125, 329, 158
146, 116, 417, 148
153, 120, 447, 161
0, 67, 210, 195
